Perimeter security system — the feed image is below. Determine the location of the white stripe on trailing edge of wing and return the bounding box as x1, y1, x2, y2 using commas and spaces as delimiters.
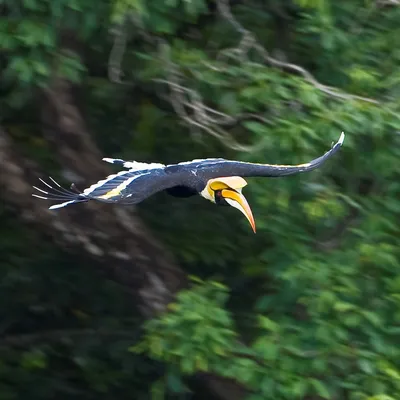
103, 157, 225, 169
175, 158, 224, 166
49, 200, 78, 210
102, 158, 165, 170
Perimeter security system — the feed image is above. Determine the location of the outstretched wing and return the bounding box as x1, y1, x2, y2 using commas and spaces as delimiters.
183, 132, 345, 180
33, 161, 189, 210
33, 132, 344, 210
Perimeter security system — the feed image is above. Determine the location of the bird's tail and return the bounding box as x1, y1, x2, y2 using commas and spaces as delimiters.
32, 177, 89, 210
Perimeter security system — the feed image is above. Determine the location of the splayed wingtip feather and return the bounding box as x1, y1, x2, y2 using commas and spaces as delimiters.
32, 194, 48, 200
338, 132, 345, 145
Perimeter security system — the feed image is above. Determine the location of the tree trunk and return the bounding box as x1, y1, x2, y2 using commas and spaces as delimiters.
1, 81, 185, 317
0, 77, 248, 400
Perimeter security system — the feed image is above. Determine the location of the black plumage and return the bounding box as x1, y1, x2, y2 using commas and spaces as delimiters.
32, 132, 344, 212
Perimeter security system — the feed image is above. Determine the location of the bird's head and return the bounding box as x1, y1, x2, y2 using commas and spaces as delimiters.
200, 176, 256, 233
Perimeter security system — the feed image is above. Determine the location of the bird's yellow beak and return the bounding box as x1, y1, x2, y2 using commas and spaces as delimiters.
221, 189, 256, 233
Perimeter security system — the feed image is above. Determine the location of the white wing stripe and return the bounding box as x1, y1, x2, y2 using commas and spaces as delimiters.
103, 156, 224, 169
175, 158, 223, 166
102, 157, 164, 170
49, 200, 77, 210
83, 169, 133, 196
83, 170, 152, 196
124, 161, 165, 170
108, 172, 150, 196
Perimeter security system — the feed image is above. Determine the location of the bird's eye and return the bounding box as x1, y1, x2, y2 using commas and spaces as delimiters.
214, 190, 227, 205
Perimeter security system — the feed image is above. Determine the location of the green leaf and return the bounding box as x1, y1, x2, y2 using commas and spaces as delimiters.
151, 379, 165, 400
342, 313, 362, 327
243, 121, 267, 135
359, 359, 374, 375
23, 0, 38, 10
293, 380, 308, 398
263, 341, 278, 361
258, 316, 279, 332
181, 357, 194, 374
166, 371, 184, 393
310, 378, 330, 399
334, 302, 356, 312
361, 311, 381, 327
20, 350, 47, 370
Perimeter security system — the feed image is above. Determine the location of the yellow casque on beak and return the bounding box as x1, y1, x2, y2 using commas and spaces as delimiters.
221, 189, 256, 233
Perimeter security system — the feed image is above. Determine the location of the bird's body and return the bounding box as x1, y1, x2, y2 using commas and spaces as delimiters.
33, 132, 345, 232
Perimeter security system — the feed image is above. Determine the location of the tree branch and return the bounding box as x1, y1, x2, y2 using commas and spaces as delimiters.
153, 43, 267, 152
106, 1, 383, 155
216, 0, 379, 104
377, 0, 400, 6
108, 21, 129, 84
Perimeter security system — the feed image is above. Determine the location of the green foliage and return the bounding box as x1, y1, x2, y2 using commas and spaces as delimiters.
2, 0, 400, 399
112, 0, 207, 27
1, 0, 108, 109
131, 279, 235, 374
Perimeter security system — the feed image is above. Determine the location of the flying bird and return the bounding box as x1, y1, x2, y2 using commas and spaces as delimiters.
33, 132, 345, 233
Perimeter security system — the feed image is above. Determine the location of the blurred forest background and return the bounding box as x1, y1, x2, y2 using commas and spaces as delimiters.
1, 0, 400, 399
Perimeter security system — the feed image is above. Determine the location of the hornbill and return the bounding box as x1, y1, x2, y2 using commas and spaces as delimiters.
33, 132, 344, 233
